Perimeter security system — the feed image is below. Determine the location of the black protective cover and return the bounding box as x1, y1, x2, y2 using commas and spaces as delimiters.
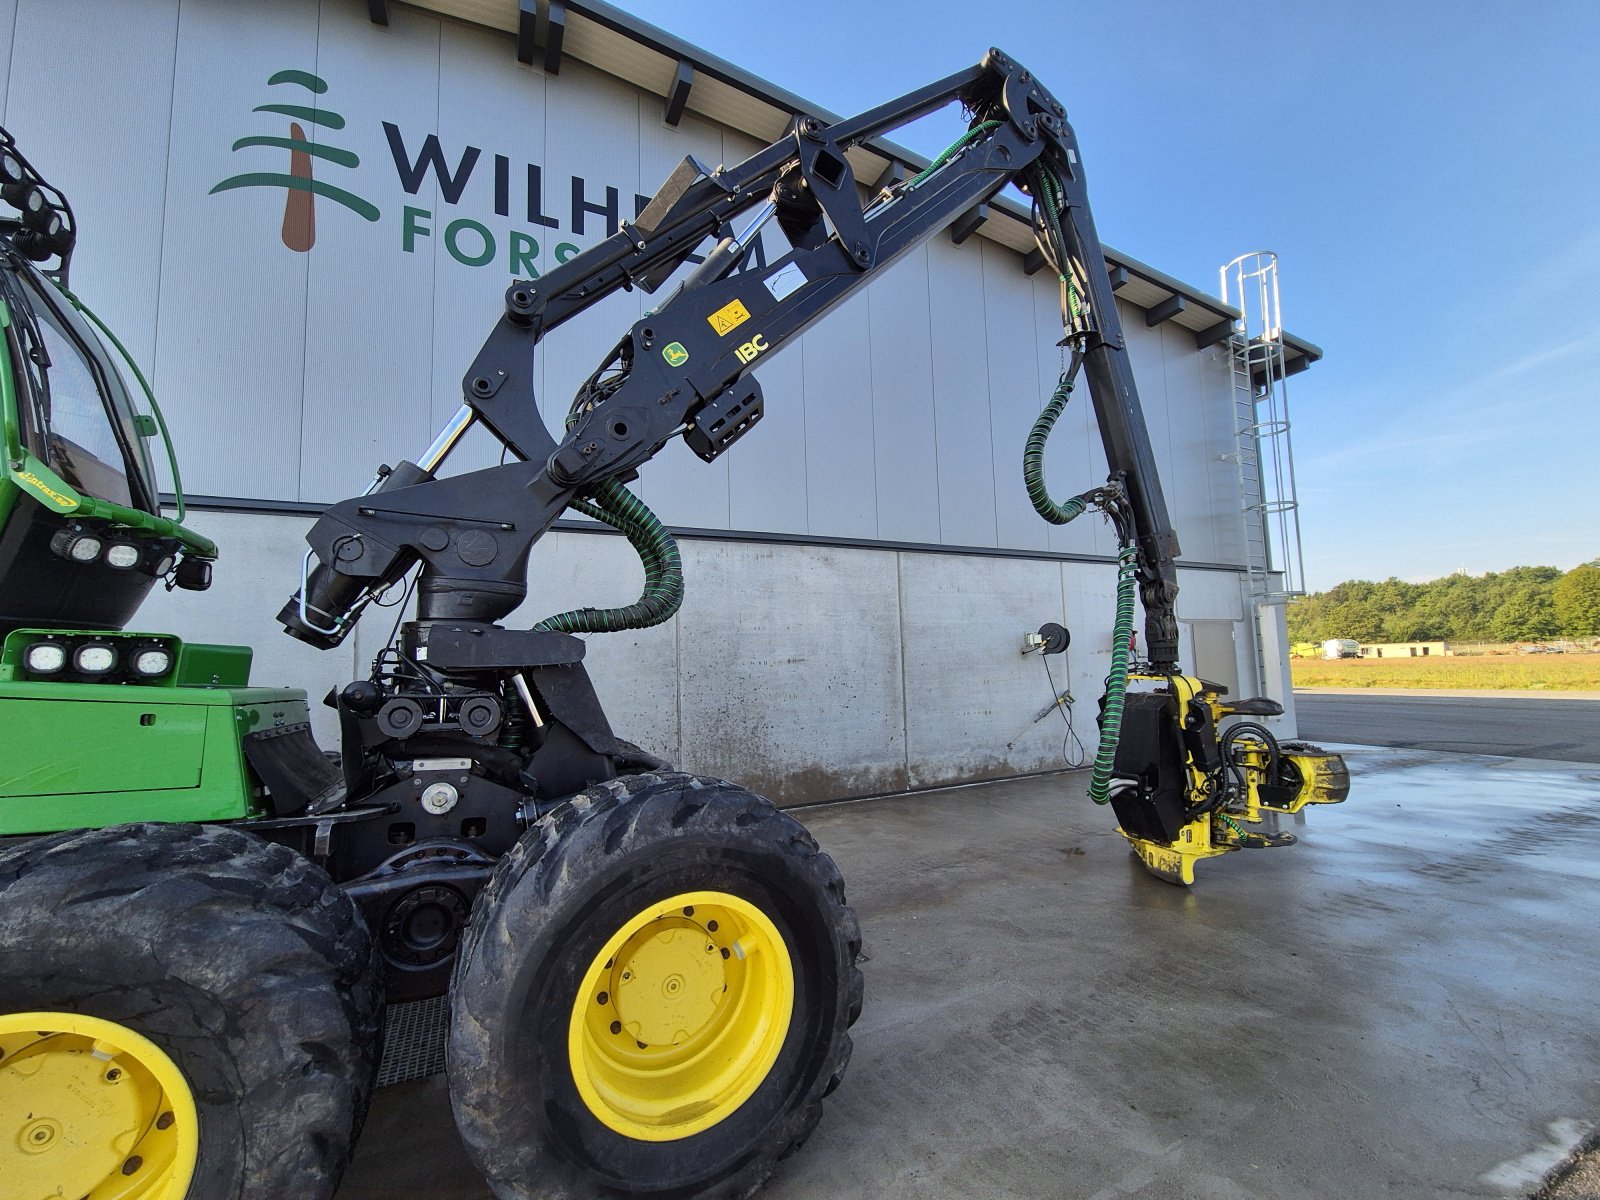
1107, 691, 1189, 845
242, 722, 345, 816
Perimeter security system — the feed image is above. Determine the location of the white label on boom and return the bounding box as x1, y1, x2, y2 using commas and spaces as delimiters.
764, 262, 807, 302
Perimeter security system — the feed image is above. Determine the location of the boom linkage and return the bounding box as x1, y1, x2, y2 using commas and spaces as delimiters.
278, 48, 1182, 671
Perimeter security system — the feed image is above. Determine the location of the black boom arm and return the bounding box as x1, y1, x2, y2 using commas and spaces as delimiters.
278, 48, 1183, 670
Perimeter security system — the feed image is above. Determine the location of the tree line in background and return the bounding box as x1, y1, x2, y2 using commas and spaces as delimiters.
1286, 560, 1600, 644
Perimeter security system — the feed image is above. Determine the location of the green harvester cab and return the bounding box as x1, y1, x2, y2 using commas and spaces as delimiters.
0, 128, 302, 836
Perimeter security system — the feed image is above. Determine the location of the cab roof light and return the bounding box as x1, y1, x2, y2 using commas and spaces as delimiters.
104, 541, 142, 570
1, 181, 44, 215
49, 526, 103, 564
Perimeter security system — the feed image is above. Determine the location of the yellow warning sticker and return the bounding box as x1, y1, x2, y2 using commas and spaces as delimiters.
707, 298, 752, 337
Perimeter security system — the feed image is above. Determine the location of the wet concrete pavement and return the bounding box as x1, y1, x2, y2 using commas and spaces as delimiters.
339, 747, 1600, 1199
1296, 692, 1600, 763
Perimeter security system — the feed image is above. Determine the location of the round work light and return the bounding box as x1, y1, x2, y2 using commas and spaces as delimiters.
104, 541, 142, 569
24, 642, 66, 674
50, 528, 104, 563
132, 648, 173, 678
73, 643, 117, 674
1, 181, 44, 214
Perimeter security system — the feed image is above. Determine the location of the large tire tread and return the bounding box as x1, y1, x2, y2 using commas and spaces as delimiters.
450, 771, 862, 1200
0, 822, 382, 1200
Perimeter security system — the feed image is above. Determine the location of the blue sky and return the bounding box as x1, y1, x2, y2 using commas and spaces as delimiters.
607, 0, 1599, 590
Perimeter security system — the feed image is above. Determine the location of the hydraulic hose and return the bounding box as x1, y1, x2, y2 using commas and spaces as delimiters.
533, 477, 684, 634
1026, 165, 1140, 802
1022, 370, 1098, 525
907, 120, 1002, 190
1087, 541, 1137, 805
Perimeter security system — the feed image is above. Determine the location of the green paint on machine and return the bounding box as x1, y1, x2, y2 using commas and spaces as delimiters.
0, 630, 304, 835
0, 677, 310, 835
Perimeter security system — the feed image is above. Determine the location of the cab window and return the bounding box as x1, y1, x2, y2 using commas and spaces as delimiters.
28, 296, 135, 507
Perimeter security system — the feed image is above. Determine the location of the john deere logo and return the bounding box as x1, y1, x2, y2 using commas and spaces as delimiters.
210, 69, 379, 252
661, 342, 689, 368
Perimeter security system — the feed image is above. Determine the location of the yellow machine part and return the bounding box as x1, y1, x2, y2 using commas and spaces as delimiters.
1274, 747, 1351, 811
1114, 676, 1349, 885
1122, 820, 1234, 886
0, 1011, 199, 1200
1116, 675, 1235, 886
568, 890, 795, 1142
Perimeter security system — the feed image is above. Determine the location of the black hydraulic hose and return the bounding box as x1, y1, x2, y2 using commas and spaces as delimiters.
1221, 721, 1281, 775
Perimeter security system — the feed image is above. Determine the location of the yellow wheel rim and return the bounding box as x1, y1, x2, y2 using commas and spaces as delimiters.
568, 890, 795, 1142
0, 1011, 198, 1200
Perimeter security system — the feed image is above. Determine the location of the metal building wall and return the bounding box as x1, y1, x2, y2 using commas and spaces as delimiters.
0, 0, 1281, 801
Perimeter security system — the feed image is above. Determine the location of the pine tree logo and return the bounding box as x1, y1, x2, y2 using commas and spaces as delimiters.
210, 69, 379, 252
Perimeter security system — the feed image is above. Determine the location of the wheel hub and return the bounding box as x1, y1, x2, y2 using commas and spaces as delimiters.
612, 920, 726, 1046
0, 1011, 197, 1200
569, 890, 795, 1141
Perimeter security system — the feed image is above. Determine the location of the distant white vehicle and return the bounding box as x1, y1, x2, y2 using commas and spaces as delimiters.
1321, 639, 1361, 659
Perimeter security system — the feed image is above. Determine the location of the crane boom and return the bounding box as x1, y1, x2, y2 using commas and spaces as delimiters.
277, 48, 1182, 670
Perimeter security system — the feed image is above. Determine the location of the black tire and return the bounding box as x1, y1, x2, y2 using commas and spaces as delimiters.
448, 771, 863, 1199
0, 822, 383, 1200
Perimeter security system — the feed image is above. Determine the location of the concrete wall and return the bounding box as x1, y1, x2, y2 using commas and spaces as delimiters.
143, 509, 1263, 804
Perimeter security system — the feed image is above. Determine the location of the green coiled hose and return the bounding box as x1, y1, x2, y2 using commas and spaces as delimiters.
534, 477, 684, 634
1025, 165, 1138, 802
907, 121, 1002, 189
1023, 372, 1096, 525
1087, 541, 1138, 804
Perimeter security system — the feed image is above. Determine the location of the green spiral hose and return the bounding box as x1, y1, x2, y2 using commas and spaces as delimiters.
1023, 373, 1097, 525
908, 121, 1003, 189
1024, 165, 1138, 801
1087, 541, 1138, 805
534, 478, 684, 634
